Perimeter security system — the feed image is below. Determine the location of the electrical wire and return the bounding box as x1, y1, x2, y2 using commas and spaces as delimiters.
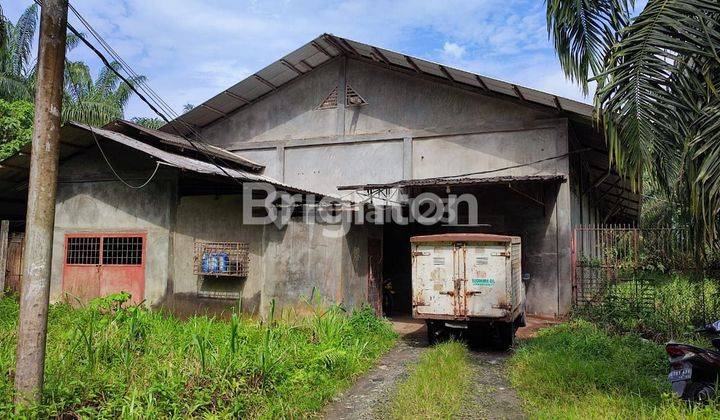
66, 6, 239, 169
433, 148, 591, 180
34, 0, 246, 185
90, 128, 161, 189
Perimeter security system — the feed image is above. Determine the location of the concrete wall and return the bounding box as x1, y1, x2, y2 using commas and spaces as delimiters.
193, 58, 575, 316
50, 144, 176, 305
46, 57, 581, 316
172, 194, 368, 315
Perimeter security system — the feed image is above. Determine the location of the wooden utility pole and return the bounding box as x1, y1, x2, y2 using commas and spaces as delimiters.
0, 220, 8, 295
14, 0, 68, 405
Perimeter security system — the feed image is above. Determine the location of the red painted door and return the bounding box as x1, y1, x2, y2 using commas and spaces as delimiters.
62, 233, 146, 305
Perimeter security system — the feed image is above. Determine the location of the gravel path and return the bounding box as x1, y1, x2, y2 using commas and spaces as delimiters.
458, 350, 526, 419
322, 321, 427, 420
322, 318, 529, 419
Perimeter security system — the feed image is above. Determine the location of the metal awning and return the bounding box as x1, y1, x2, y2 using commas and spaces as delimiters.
337, 174, 567, 191
162, 33, 594, 133
106, 119, 265, 172
0, 122, 331, 204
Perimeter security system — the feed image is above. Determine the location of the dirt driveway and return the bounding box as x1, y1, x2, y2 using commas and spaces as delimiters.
322, 317, 545, 419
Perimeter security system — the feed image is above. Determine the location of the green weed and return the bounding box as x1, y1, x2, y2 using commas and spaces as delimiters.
387, 341, 472, 419
0, 294, 396, 418
509, 320, 720, 419
577, 272, 720, 340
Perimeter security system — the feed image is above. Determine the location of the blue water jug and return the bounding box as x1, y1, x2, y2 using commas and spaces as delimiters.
201, 252, 211, 273
208, 253, 219, 273
217, 252, 229, 273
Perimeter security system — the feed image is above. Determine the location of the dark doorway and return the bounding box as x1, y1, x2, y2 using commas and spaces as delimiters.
382, 223, 414, 317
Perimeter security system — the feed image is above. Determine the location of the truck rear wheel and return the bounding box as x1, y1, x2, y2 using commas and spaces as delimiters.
494, 322, 515, 350
426, 320, 437, 345
426, 320, 446, 345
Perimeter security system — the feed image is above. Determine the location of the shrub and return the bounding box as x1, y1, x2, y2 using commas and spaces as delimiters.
0, 295, 396, 417
510, 320, 720, 419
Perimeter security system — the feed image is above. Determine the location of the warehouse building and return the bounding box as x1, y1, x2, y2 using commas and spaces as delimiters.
0, 34, 638, 317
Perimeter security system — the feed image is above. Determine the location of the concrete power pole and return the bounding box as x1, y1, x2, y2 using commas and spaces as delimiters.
14, 0, 68, 405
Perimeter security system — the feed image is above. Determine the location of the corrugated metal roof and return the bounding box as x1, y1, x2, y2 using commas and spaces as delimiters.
162, 33, 594, 132
0, 122, 331, 199
67, 122, 325, 196
410, 233, 520, 244
106, 119, 265, 172
337, 174, 567, 191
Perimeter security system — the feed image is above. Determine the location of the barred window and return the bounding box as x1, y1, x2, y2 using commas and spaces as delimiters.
66, 237, 101, 265
102, 236, 143, 265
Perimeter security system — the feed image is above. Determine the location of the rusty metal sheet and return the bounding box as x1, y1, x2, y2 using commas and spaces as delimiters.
65, 122, 331, 198
106, 119, 265, 173
411, 236, 524, 321
411, 233, 520, 244
338, 174, 566, 191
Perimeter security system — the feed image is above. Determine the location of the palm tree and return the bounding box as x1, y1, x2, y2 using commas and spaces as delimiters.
131, 116, 164, 129
0, 3, 142, 127
63, 60, 146, 127
0, 3, 38, 101
546, 1, 720, 248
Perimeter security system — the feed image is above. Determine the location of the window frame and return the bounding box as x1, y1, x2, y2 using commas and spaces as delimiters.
64, 233, 147, 267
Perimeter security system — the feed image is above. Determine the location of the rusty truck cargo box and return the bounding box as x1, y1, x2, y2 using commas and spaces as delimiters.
411, 233, 524, 322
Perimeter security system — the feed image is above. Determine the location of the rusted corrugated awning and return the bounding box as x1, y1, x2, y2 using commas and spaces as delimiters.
337, 174, 566, 191
66, 122, 327, 196
411, 233, 521, 243
0, 122, 332, 201
105, 119, 265, 173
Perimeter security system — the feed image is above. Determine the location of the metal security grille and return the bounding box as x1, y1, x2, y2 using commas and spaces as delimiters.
316, 86, 338, 109
193, 241, 249, 277
345, 84, 367, 106
102, 236, 143, 265
66, 237, 101, 265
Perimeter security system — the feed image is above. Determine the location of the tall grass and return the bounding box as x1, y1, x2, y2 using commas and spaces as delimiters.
510, 320, 720, 419
576, 273, 720, 340
0, 293, 396, 417
387, 341, 472, 419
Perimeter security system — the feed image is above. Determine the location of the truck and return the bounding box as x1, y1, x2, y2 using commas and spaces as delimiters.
410, 233, 525, 349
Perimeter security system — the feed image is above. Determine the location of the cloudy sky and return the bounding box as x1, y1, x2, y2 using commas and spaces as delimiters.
6, 0, 596, 119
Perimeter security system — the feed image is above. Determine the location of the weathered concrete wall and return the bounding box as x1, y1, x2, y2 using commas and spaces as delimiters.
343, 59, 549, 135
203, 60, 340, 144
43, 57, 579, 316
203, 57, 552, 148
284, 140, 404, 196
50, 144, 176, 305
192, 57, 574, 316
412, 128, 560, 179
172, 194, 368, 315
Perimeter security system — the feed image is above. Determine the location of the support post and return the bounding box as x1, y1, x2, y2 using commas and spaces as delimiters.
336, 56, 347, 136
0, 220, 8, 295
14, 0, 68, 405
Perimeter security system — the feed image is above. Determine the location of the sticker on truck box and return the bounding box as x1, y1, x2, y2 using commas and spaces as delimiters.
471, 278, 495, 286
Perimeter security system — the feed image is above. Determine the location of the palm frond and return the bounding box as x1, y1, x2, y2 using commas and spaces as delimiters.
8, 4, 38, 78
64, 61, 93, 101
595, 0, 720, 192
688, 103, 720, 246
0, 5, 7, 53
0, 73, 32, 101
62, 98, 122, 127
94, 61, 122, 96
546, 0, 633, 94
113, 75, 146, 109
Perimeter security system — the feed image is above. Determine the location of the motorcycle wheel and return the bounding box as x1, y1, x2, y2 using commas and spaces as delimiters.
686, 382, 715, 403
